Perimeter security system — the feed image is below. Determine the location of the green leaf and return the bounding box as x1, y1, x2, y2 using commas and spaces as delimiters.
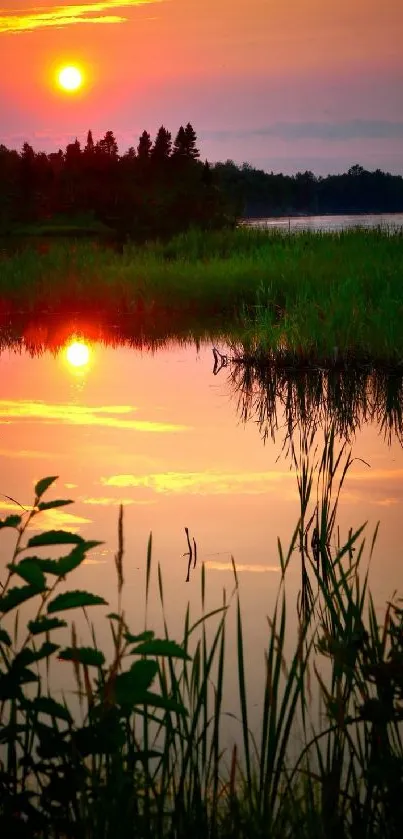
28, 617, 67, 636
73, 715, 125, 756
34, 476, 58, 499
38, 499, 73, 511
56, 543, 102, 576
0, 628, 12, 646
124, 630, 155, 644
27, 530, 85, 549
141, 690, 188, 714
9, 558, 46, 591
0, 585, 40, 614
31, 696, 72, 724
113, 660, 158, 707
23, 544, 101, 578
130, 639, 191, 660
0, 514, 22, 530
59, 647, 105, 667
47, 590, 107, 614
14, 643, 59, 667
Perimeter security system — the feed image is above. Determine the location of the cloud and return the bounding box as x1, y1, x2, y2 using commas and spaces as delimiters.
81, 496, 155, 506
205, 562, 280, 573
202, 121, 403, 144
0, 400, 188, 433
0, 1, 161, 34
102, 470, 293, 495
28, 509, 92, 530
0, 499, 90, 530
0, 447, 63, 460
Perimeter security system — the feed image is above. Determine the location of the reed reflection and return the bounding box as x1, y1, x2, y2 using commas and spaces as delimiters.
213, 348, 403, 448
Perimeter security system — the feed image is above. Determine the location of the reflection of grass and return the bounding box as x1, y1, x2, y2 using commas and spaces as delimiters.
1, 433, 403, 837
224, 359, 403, 445
8, 213, 113, 237
1, 227, 403, 363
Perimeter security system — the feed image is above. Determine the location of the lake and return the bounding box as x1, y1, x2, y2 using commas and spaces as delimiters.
242, 211, 403, 232
1, 327, 403, 742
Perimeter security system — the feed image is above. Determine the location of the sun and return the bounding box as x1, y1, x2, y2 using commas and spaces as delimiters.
66, 341, 90, 368
57, 66, 83, 92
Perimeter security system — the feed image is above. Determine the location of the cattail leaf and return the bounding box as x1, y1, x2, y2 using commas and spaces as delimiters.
27, 530, 85, 549
31, 696, 73, 724
0, 515, 22, 530
130, 639, 191, 660
47, 590, 107, 613
34, 476, 58, 499
0, 584, 40, 614
37, 499, 73, 511
59, 647, 105, 667
28, 617, 67, 635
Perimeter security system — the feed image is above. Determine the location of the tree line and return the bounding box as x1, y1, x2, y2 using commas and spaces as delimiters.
216, 161, 403, 217
0, 124, 232, 239
1, 125, 403, 240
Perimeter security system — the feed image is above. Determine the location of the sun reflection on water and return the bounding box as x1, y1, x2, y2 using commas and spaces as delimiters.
65, 340, 91, 370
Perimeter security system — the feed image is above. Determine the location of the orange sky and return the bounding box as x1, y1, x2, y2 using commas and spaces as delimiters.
0, 0, 402, 173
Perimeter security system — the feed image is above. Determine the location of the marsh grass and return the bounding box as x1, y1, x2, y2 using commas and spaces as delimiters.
1, 227, 403, 364
1, 431, 403, 837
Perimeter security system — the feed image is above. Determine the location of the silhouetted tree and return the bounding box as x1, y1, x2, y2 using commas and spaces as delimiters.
97, 131, 118, 159
184, 123, 200, 159
137, 130, 152, 161
84, 130, 94, 154
151, 126, 172, 162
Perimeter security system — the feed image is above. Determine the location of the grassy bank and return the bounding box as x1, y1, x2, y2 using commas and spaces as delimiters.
1, 433, 403, 837
1, 227, 403, 364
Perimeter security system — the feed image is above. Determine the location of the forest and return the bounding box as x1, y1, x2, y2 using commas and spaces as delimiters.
1, 124, 403, 240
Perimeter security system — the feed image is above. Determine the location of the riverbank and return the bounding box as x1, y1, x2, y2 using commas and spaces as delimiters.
1, 227, 402, 366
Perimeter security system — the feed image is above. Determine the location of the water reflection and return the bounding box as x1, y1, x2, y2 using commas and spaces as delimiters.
65, 339, 91, 370
215, 352, 403, 447
1, 317, 403, 743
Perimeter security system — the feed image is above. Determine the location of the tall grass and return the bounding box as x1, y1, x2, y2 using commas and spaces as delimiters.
1, 227, 403, 363
1, 431, 403, 837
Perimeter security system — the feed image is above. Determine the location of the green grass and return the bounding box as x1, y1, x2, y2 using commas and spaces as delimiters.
2, 431, 403, 837
0, 226, 403, 363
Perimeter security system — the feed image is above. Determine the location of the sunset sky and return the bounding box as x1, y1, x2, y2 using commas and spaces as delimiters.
0, 0, 402, 174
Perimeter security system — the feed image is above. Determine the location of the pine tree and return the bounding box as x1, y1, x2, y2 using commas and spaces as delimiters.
137, 130, 152, 160
172, 126, 187, 158
172, 123, 200, 160
97, 130, 118, 158
184, 123, 200, 159
151, 126, 172, 162
85, 130, 94, 154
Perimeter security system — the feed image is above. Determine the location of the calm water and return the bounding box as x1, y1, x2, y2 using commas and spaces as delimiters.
243, 211, 403, 232
1, 333, 403, 737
